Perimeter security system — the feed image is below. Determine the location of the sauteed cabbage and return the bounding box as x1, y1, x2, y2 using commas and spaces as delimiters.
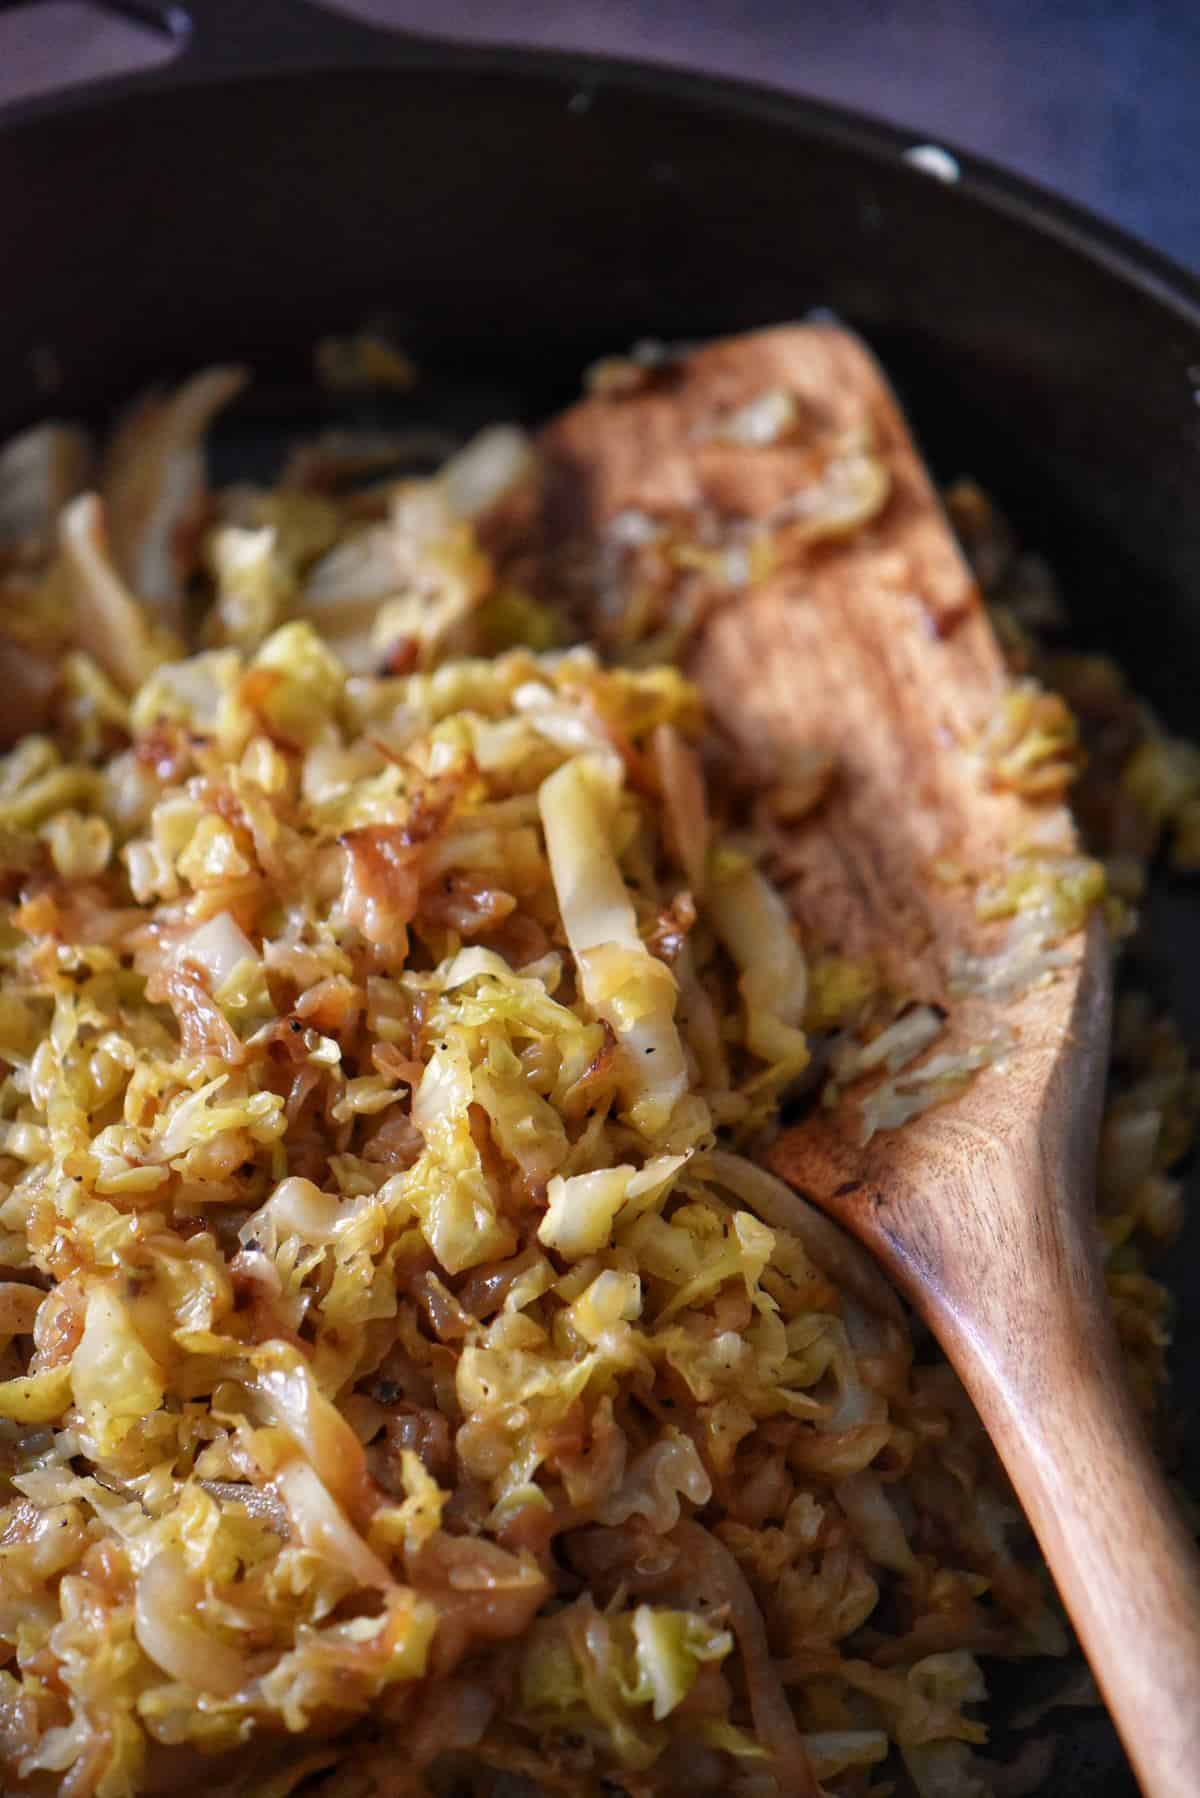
0, 362, 1191, 1798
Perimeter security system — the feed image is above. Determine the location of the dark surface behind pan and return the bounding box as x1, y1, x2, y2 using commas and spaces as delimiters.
4, 1, 1200, 1789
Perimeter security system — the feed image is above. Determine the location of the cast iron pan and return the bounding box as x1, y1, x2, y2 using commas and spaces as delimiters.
3, 1, 1200, 1790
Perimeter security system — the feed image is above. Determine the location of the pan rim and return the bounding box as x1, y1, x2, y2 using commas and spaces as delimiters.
2, 27, 1198, 338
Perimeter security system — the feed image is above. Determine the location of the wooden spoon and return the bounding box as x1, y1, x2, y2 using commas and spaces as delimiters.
531, 326, 1200, 1795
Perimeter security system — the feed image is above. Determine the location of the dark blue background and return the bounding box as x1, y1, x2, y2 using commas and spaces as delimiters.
3, 0, 1199, 272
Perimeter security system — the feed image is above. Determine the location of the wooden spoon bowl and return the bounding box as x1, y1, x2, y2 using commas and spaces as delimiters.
535, 326, 1200, 1796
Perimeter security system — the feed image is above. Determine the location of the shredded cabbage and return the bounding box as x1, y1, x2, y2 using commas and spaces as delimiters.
0, 356, 1184, 1798
539, 753, 692, 1137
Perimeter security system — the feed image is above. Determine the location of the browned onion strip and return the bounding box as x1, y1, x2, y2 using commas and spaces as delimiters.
672, 1520, 821, 1798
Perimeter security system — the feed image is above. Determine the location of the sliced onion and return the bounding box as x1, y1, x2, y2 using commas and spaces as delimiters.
101, 366, 246, 616
272, 1458, 392, 1590
596, 1429, 711, 1530
671, 1520, 820, 1797
256, 1350, 374, 1523
442, 425, 538, 520
134, 1549, 249, 1696
59, 493, 176, 692
0, 422, 90, 551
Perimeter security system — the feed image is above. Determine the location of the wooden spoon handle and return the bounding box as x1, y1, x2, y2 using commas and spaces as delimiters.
943, 1292, 1200, 1795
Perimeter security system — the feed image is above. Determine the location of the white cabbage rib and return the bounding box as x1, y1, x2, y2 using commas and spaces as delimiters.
706, 860, 809, 1065
539, 754, 688, 1137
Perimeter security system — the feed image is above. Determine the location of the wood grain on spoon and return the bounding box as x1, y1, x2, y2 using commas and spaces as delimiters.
536, 326, 1200, 1796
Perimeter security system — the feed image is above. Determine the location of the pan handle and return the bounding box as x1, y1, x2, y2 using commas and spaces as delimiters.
167, 0, 452, 79
0, 0, 451, 101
